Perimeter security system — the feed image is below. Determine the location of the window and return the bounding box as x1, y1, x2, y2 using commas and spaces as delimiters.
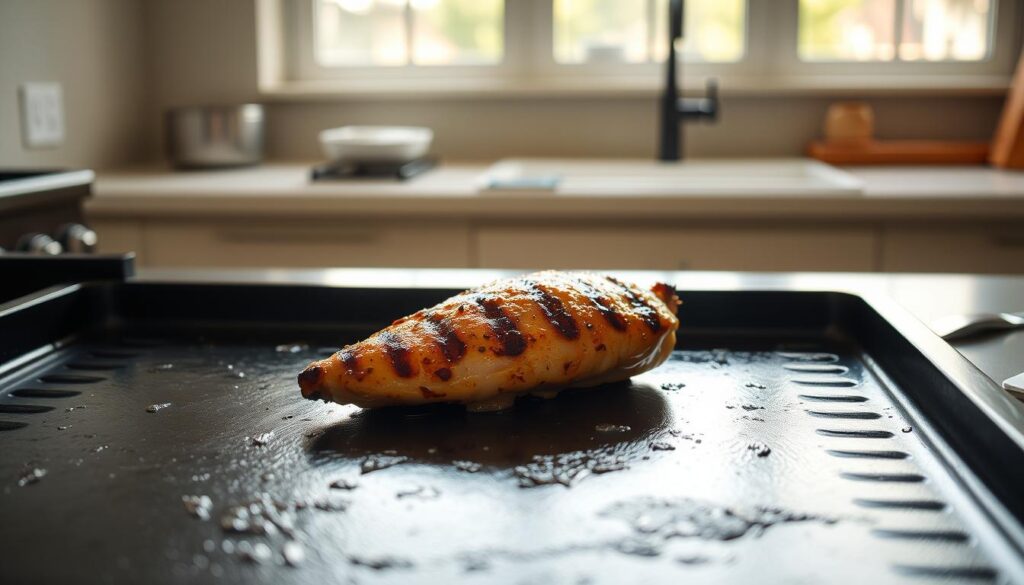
552, 0, 745, 64
265, 0, 1017, 95
314, 0, 504, 66
799, 0, 994, 62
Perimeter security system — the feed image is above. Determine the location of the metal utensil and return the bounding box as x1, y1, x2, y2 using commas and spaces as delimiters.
165, 104, 264, 169
1005, 372, 1024, 398
931, 312, 1024, 341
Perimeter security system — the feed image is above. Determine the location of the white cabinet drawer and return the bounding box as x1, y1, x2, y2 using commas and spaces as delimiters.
143, 220, 471, 268
477, 225, 876, 271
881, 226, 1024, 274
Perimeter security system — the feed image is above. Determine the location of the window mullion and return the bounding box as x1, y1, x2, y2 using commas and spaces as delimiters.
530, 0, 557, 79
893, 0, 906, 62
746, 0, 795, 77
404, 0, 414, 66
646, 0, 657, 63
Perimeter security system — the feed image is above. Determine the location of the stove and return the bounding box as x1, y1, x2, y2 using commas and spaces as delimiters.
0, 169, 96, 255
310, 158, 437, 182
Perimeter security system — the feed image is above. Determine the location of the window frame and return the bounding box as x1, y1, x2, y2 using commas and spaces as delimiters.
263, 0, 1020, 98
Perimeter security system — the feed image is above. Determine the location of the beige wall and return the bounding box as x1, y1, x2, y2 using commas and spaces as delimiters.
262, 95, 1003, 161
0, 0, 152, 169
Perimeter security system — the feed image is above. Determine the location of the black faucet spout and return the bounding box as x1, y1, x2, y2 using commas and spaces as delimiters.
659, 0, 719, 162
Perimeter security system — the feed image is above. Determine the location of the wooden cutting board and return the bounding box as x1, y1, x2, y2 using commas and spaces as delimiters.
990, 47, 1024, 169
808, 140, 990, 165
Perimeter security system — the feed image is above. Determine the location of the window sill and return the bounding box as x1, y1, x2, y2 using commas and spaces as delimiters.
259, 74, 1010, 101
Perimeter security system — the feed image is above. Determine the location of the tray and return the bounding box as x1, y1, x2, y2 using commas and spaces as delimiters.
0, 280, 1023, 584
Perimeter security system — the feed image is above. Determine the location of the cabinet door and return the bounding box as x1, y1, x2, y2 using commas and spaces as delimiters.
477, 226, 876, 271
144, 221, 471, 268
882, 226, 1024, 274
89, 219, 146, 265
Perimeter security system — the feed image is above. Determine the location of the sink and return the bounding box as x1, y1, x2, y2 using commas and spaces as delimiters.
478, 158, 863, 197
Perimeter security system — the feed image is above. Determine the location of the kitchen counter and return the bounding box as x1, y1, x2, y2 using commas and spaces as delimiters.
85, 162, 1024, 274
138, 267, 1024, 395
87, 162, 1024, 221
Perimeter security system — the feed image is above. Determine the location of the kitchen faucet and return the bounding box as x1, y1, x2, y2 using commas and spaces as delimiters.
659, 0, 719, 161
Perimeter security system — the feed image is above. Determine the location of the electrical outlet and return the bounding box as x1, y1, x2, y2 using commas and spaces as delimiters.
19, 82, 65, 149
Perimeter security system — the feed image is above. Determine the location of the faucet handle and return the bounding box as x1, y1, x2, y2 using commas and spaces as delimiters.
705, 78, 719, 121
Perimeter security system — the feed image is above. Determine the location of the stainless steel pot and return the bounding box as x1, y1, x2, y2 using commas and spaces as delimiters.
165, 104, 264, 169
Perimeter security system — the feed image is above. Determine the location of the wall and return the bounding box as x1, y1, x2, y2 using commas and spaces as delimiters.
0, 0, 152, 169
143, 0, 1005, 163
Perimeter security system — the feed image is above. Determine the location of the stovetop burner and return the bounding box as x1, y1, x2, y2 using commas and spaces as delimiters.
310, 158, 437, 182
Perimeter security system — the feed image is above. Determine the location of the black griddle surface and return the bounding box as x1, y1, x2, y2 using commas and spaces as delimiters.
0, 332, 1014, 584
1, 282, 1023, 584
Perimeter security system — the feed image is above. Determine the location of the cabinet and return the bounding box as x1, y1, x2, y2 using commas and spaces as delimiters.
476, 225, 877, 271
94, 219, 472, 268
881, 225, 1024, 274
90, 216, 1023, 274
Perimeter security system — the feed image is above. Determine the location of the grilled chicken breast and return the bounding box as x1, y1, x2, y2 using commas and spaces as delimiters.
298, 271, 681, 412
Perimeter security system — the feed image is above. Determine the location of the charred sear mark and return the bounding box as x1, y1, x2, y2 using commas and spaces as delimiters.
652, 282, 680, 313
298, 364, 324, 397
434, 367, 452, 381
526, 282, 580, 340
423, 313, 466, 364
378, 331, 414, 378
606, 276, 661, 332
339, 349, 360, 373
476, 297, 527, 357
574, 279, 628, 331
337, 349, 372, 381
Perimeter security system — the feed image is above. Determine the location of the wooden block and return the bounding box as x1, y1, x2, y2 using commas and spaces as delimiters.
808, 140, 990, 166
991, 48, 1024, 169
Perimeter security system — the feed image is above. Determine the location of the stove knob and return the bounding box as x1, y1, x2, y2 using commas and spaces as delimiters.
16, 233, 63, 255
56, 223, 98, 254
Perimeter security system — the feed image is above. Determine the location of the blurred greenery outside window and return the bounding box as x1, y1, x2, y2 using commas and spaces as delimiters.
315, 0, 504, 66
800, 0, 994, 62
303, 0, 1002, 82
313, 0, 747, 67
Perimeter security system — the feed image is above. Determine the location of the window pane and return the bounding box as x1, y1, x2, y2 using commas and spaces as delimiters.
799, 0, 896, 61
412, 0, 503, 65
652, 0, 746, 63
553, 0, 745, 64
554, 0, 649, 64
315, 0, 407, 66
899, 0, 991, 61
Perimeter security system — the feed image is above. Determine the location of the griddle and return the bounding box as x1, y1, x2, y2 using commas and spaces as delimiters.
1, 277, 1023, 584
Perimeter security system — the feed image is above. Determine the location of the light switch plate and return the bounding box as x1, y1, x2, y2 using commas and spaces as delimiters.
19, 82, 65, 148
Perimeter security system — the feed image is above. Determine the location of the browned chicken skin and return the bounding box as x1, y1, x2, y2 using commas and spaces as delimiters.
298, 271, 681, 411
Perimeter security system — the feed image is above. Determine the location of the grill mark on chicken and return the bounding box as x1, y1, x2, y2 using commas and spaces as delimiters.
573, 279, 628, 331
423, 313, 466, 364
339, 349, 359, 373
475, 297, 527, 357
606, 276, 662, 332
297, 364, 325, 398
379, 330, 414, 377
525, 281, 580, 340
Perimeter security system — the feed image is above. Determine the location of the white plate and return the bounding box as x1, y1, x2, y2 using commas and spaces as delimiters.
319, 126, 433, 163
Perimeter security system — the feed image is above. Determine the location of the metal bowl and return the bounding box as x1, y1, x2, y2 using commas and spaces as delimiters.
165, 104, 264, 169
